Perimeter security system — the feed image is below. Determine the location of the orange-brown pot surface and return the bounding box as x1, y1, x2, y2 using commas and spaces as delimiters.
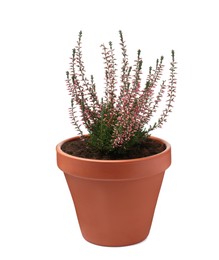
56, 136, 171, 246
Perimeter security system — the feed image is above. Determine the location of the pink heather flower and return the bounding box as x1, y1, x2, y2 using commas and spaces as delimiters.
66, 31, 177, 152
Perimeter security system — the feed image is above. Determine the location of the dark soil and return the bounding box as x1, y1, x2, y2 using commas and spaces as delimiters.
61, 137, 166, 160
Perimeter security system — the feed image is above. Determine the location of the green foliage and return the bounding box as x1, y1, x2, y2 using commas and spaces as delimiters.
88, 104, 114, 154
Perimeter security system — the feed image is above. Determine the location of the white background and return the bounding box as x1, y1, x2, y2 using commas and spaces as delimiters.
0, 0, 219, 259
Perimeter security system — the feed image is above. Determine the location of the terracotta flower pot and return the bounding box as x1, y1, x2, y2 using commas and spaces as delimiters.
56, 136, 171, 247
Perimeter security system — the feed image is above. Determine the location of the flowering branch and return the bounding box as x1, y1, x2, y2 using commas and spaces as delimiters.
101, 42, 117, 107
156, 50, 177, 128
118, 30, 132, 102
146, 50, 177, 133
66, 71, 83, 136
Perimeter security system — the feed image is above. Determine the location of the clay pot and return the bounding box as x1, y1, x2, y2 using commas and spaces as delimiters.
56, 136, 171, 247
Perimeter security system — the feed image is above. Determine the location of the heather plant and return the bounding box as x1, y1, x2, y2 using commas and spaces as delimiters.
66, 31, 177, 155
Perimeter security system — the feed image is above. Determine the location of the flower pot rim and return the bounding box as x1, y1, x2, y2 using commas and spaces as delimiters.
56, 135, 170, 164
56, 135, 171, 180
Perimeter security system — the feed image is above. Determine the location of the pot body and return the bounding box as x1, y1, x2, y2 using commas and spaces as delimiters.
56, 136, 171, 246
